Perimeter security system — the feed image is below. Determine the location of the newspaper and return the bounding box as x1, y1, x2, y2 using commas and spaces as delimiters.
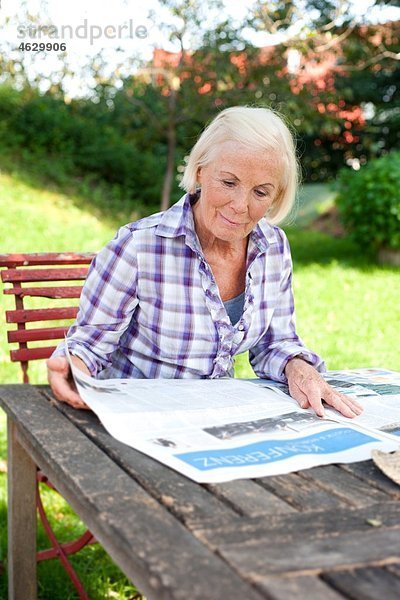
67, 351, 400, 482
255, 368, 400, 439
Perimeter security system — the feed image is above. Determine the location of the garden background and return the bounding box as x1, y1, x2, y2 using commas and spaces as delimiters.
0, 0, 399, 597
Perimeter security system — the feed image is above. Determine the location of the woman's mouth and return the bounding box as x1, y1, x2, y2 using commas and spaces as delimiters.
219, 213, 246, 227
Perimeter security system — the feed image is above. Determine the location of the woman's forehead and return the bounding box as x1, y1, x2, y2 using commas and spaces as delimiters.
209, 141, 282, 176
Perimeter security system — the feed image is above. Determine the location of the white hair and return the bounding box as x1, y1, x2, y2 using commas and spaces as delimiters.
180, 105, 300, 224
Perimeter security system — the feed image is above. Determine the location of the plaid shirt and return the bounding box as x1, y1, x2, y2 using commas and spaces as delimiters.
56, 193, 325, 381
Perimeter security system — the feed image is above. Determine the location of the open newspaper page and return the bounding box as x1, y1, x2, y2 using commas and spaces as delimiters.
254, 368, 400, 441
66, 349, 399, 483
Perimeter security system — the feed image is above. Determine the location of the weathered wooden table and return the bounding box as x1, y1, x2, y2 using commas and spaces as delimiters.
2, 384, 400, 600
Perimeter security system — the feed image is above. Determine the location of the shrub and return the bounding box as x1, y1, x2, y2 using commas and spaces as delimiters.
336, 151, 400, 253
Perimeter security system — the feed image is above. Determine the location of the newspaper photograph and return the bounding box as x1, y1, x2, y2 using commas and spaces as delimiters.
66, 348, 399, 482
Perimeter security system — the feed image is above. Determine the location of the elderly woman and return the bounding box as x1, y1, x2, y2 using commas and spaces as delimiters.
48, 106, 363, 419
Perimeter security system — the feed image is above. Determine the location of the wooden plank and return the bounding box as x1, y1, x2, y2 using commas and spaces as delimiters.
4, 285, 83, 299
257, 472, 349, 511
6, 306, 78, 323
55, 400, 247, 529
204, 479, 296, 517
10, 346, 56, 362
339, 461, 400, 498
7, 419, 37, 600
387, 563, 400, 577
8, 326, 69, 343
2, 267, 89, 283
298, 464, 389, 507
0, 385, 266, 600
195, 502, 400, 548
258, 575, 343, 600
217, 528, 400, 578
0, 252, 95, 267
322, 566, 400, 599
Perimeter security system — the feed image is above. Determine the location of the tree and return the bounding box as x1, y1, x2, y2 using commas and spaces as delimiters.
246, 0, 400, 178
116, 0, 256, 210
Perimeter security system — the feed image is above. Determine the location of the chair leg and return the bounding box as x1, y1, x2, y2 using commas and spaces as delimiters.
36, 478, 95, 600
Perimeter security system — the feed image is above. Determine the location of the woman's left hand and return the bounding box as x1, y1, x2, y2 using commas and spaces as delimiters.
284, 358, 364, 418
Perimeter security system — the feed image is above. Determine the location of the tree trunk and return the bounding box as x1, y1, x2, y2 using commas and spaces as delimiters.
160, 90, 177, 212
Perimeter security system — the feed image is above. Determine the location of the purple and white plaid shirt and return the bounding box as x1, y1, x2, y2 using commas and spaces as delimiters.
55, 193, 325, 381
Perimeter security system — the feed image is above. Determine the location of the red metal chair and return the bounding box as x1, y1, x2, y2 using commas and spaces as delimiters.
0, 252, 96, 599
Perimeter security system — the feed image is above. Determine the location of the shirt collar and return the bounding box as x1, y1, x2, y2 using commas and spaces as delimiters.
251, 218, 279, 253
155, 193, 203, 254
155, 193, 196, 237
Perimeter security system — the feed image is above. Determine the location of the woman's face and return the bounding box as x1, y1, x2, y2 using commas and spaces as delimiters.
195, 141, 281, 244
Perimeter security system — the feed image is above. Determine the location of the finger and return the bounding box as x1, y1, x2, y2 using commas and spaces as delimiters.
287, 379, 311, 409
46, 356, 70, 375
336, 394, 363, 415
323, 389, 363, 418
342, 395, 364, 413
322, 386, 362, 414
294, 379, 325, 417
290, 386, 311, 409
47, 366, 87, 409
50, 374, 86, 408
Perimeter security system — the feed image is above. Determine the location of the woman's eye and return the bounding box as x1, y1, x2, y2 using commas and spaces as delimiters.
255, 189, 268, 198
222, 180, 236, 187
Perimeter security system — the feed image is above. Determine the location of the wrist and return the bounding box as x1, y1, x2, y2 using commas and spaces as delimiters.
284, 357, 307, 378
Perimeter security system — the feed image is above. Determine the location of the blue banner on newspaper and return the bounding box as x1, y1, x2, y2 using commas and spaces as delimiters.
175, 427, 377, 471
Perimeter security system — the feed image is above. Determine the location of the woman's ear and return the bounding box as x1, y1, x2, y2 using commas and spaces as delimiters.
197, 167, 202, 185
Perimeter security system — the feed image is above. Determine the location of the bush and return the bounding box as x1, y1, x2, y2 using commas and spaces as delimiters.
336, 151, 400, 253
0, 86, 166, 207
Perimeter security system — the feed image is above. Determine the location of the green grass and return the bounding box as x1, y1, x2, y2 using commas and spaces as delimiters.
0, 166, 144, 598
235, 229, 400, 378
0, 156, 399, 597
293, 182, 337, 227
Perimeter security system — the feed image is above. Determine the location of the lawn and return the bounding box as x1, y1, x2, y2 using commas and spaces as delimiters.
0, 169, 145, 599
0, 164, 399, 598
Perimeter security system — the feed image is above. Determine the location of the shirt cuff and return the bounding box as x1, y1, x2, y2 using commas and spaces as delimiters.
280, 350, 326, 381
253, 341, 326, 383
51, 340, 99, 377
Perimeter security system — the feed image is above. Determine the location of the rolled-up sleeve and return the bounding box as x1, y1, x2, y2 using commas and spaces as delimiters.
249, 231, 325, 382
52, 225, 139, 376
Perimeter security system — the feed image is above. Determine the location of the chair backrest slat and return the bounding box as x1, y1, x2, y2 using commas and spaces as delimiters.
2, 267, 89, 283
8, 326, 70, 343
11, 347, 58, 362
0, 252, 95, 267
4, 286, 83, 299
0, 251, 95, 383
6, 307, 79, 324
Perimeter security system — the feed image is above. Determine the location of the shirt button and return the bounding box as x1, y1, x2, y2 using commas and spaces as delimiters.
238, 323, 244, 331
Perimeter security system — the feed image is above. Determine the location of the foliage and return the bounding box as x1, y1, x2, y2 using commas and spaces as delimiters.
247, 1, 400, 181
336, 151, 400, 252
0, 1, 399, 207
1, 87, 164, 207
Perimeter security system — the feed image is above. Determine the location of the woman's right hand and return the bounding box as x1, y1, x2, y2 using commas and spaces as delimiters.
47, 355, 90, 410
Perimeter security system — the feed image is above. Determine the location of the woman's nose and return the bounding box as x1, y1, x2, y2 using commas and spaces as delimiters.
231, 190, 248, 213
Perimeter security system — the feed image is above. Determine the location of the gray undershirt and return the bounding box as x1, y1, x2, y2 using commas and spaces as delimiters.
223, 291, 245, 326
